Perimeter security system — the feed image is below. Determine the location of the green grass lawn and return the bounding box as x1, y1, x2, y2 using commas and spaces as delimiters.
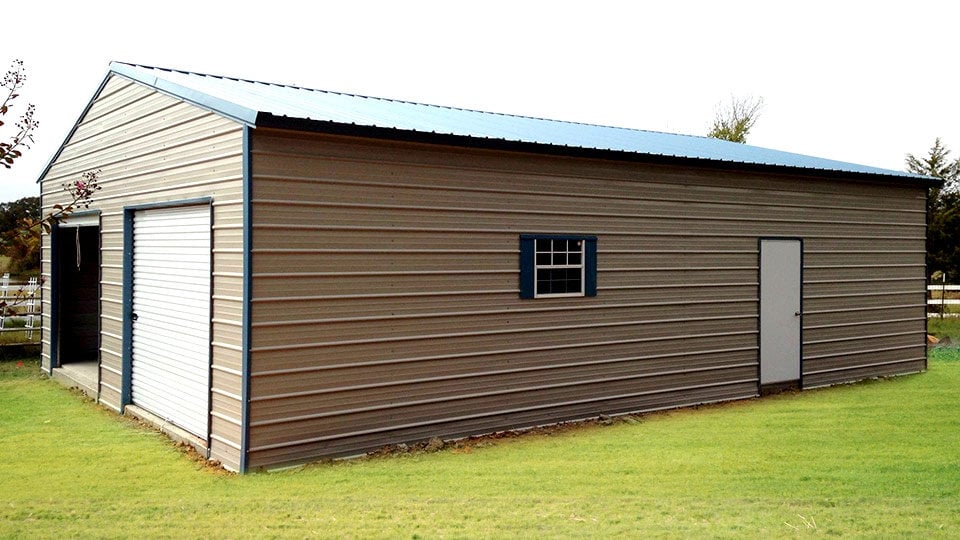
2, 350, 959, 538
929, 316, 960, 341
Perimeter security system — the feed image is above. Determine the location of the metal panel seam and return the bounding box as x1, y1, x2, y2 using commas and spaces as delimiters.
251, 172, 930, 214
248, 315, 758, 352
248, 198, 923, 227
252, 341, 759, 377
251, 359, 759, 403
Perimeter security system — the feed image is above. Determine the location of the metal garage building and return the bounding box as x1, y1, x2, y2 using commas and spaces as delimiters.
40, 62, 938, 472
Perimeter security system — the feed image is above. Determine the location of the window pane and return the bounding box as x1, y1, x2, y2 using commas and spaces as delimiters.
567, 268, 582, 293
568, 252, 581, 265
537, 278, 551, 295
552, 253, 566, 265
536, 253, 551, 265
536, 239, 549, 252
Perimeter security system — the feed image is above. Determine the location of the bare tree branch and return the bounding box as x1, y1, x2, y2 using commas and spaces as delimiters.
708, 96, 764, 144
0, 59, 38, 168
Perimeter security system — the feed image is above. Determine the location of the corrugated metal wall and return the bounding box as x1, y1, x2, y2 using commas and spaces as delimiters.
246, 129, 927, 469
39, 76, 245, 471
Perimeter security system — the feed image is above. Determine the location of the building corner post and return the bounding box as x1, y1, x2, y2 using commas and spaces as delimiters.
239, 125, 253, 473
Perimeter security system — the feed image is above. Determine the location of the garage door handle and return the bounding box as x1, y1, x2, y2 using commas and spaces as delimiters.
132, 312, 139, 321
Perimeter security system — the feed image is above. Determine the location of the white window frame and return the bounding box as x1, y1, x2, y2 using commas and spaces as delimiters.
534, 237, 586, 298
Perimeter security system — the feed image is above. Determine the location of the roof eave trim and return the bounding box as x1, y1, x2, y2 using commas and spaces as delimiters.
253, 113, 943, 188
109, 62, 259, 126
35, 63, 259, 184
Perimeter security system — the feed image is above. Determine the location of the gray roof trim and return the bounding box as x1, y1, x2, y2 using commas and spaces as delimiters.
37, 61, 942, 189
34, 63, 254, 183
109, 62, 259, 126
255, 112, 942, 187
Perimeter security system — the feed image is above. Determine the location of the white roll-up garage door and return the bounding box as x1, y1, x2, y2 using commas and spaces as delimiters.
131, 205, 211, 439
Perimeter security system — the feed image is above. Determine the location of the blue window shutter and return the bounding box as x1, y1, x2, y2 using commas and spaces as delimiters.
585, 236, 597, 297
519, 235, 535, 298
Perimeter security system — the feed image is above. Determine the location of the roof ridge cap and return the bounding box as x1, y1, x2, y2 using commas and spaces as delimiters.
109, 61, 697, 140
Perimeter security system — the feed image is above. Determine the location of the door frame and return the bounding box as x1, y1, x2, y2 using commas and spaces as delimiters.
120, 197, 213, 416
48, 210, 101, 373
758, 237, 803, 393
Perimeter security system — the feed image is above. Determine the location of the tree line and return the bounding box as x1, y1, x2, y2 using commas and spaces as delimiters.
0, 60, 99, 280
710, 99, 959, 282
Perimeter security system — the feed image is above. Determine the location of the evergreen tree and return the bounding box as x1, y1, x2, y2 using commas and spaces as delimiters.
906, 138, 960, 281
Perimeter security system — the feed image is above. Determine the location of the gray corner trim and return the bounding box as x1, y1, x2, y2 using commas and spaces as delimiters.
36, 62, 255, 185
109, 62, 258, 127
120, 209, 134, 409
240, 125, 253, 473
47, 227, 59, 375
204, 202, 215, 452
923, 190, 930, 371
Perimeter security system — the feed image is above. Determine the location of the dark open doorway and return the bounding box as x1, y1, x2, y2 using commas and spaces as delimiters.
55, 224, 100, 365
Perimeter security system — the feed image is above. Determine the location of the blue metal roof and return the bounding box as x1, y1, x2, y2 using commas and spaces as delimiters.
109, 62, 929, 182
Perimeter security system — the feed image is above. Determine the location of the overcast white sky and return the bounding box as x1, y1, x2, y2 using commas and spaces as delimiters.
2, 0, 958, 201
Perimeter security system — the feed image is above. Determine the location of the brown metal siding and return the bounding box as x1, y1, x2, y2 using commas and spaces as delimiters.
246, 129, 927, 469
38, 76, 245, 471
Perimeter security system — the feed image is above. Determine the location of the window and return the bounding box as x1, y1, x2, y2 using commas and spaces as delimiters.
520, 235, 597, 299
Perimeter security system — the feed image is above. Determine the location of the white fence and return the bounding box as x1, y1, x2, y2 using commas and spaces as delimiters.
0, 273, 41, 343
2, 276, 955, 339
928, 283, 960, 317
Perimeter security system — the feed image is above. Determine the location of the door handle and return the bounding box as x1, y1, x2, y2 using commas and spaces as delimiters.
132, 312, 139, 321
794, 311, 802, 317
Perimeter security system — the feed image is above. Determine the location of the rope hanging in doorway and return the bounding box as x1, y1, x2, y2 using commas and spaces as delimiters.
75, 227, 82, 270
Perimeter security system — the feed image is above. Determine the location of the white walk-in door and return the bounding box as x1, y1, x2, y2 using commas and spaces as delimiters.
759, 239, 802, 387
131, 205, 211, 438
